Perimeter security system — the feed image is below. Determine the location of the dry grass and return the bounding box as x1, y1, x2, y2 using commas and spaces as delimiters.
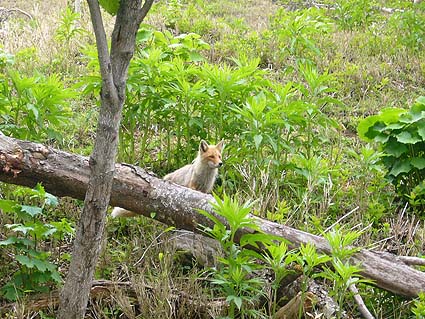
1, 1, 66, 58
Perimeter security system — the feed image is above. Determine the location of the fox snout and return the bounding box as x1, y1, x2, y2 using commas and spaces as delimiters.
208, 160, 223, 168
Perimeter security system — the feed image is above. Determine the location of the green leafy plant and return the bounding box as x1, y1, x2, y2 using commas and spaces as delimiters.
0, 60, 75, 142
389, 9, 425, 51
296, 243, 331, 316
0, 48, 14, 72
199, 194, 269, 318
412, 292, 425, 318
0, 184, 74, 301
323, 227, 370, 319
358, 97, 425, 210
99, 0, 120, 16
269, 7, 332, 63
333, 0, 376, 31
258, 241, 298, 315
55, 6, 86, 47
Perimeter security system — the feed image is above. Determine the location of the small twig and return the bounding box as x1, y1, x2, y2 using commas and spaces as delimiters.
398, 256, 425, 267
349, 284, 375, 319
324, 206, 359, 233
367, 235, 395, 250
133, 227, 173, 266
0, 7, 33, 20
379, 6, 404, 14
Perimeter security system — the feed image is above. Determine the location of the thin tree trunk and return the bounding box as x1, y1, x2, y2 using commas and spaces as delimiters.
56, 1, 153, 318
0, 134, 424, 298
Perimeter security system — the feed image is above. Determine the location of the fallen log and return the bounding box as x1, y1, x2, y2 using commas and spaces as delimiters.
0, 135, 424, 297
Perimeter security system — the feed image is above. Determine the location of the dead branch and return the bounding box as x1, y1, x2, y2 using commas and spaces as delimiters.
0, 7, 33, 21
399, 256, 425, 266
0, 135, 424, 297
349, 284, 375, 319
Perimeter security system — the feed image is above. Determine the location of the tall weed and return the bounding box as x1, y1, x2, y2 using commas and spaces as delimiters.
0, 51, 75, 143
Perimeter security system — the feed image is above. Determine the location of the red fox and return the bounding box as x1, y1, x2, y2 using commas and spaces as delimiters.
111, 140, 224, 218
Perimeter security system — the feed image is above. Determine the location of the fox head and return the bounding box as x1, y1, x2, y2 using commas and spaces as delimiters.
199, 140, 224, 169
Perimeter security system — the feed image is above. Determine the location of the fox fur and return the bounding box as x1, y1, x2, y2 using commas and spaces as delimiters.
111, 140, 224, 218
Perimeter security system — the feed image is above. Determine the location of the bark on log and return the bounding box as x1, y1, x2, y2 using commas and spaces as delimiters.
0, 135, 424, 298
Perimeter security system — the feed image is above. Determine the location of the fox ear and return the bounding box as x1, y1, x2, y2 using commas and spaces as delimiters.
216, 140, 224, 151
200, 140, 209, 153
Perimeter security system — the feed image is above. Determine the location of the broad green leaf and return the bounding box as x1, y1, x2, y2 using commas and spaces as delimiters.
358, 118, 389, 142
50, 270, 62, 283
188, 51, 204, 62
416, 96, 425, 105
7, 224, 34, 235
384, 138, 408, 158
16, 255, 35, 268
0, 236, 33, 247
357, 115, 380, 141
42, 227, 57, 238
359, 108, 408, 141
137, 28, 154, 43
20, 205, 43, 217
399, 111, 425, 124
396, 131, 422, 144
253, 134, 263, 149
418, 125, 425, 140
32, 259, 50, 272
411, 157, 425, 170
0, 236, 19, 246
389, 160, 411, 177
45, 193, 58, 206
412, 97, 425, 112
98, 0, 120, 16
384, 122, 405, 130
373, 133, 389, 144
0, 199, 18, 213
1, 284, 21, 301
378, 107, 407, 123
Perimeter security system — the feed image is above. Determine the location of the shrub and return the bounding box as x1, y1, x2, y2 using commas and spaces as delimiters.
0, 184, 74, 301
0, 50, 75, 143
358, 97, 425, 210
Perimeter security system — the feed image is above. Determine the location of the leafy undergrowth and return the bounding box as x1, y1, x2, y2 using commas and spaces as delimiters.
1, 0, 425, 318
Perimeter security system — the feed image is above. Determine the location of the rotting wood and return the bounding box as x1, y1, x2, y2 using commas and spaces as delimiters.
273, 291, 315, 319
0, 135, 424, 298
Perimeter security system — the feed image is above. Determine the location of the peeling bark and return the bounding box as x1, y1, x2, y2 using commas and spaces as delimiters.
0, 135, 424, 298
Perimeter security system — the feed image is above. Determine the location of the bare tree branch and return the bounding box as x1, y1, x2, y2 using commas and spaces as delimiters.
86, 0, 117, 101
399, 256, 425, 267
138, 0, 155, 24
349, 284, 375, 319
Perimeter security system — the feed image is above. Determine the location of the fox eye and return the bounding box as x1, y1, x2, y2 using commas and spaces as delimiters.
209, 155, 215, 158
